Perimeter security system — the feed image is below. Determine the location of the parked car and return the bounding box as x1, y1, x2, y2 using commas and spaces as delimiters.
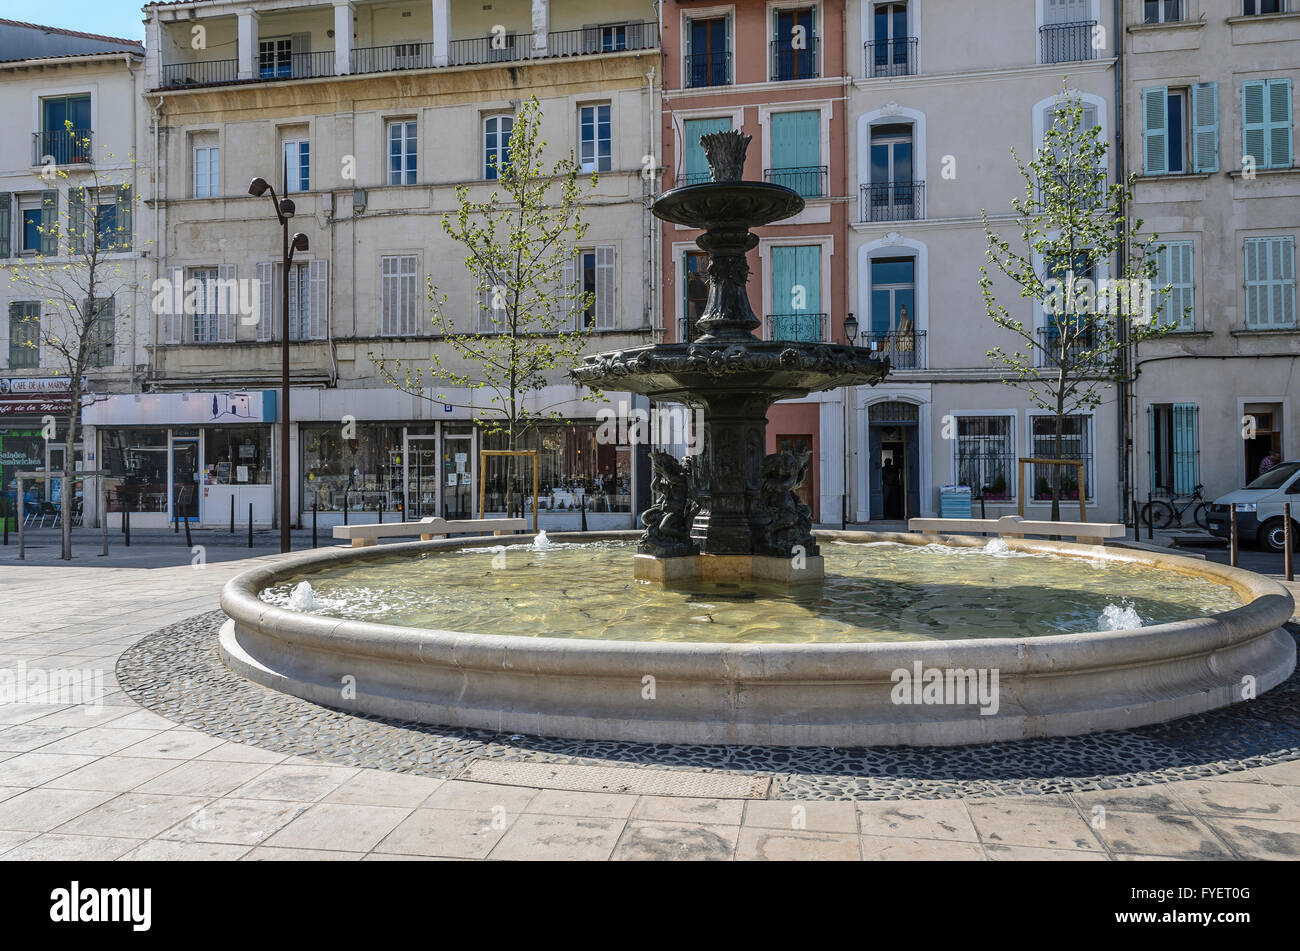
1206, 461, 1300, 552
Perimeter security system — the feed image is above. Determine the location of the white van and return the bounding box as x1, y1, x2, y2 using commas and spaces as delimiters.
1206, 461, 1300, 552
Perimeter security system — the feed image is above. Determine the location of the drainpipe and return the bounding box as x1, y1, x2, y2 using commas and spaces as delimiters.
645, 64, 657, 335
152, 95, 165, 391
1112, 0, 1130, 520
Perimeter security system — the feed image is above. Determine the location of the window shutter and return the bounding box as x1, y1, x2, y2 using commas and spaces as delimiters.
724, 12, 733, 82
1267, 78, 1293, 169
1270, 236, 1296, 328
160, 266, 183, 344
562, 255, 576, 330
1244, 236, 1297, 329
40, 189, 58, 255
595, 246, 615, 329
115, 184, 132, 251
1146, 405, 1156, 496
683, 117, 731, 182
1191, 82, 1219, 173
308, 258, 327, 339
1243, 80, 1268, 168
257, 261, 274, 341
1142, 87, 1168, 175
67, 187, 85, 254
0, 193, 9, 258
217, 263, 236, 342
1172, 403, 1198, 496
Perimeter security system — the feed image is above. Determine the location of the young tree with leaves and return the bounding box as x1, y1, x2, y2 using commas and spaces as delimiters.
980, 90, 1183, 521
4, 124, 138, 559
372, 95, 602, 513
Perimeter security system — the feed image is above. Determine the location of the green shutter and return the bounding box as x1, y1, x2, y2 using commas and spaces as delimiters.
683, 117, 731, 183
770, 110, 820, 195
68, 187, 85, 255
115, 184, 132, 251
0, 193, 10, 258
1172, 403, 1198, 496
1243, 80, 1268, 168
40, 189, 57, 255
1156, 240, 1195, 329
795, 244, 820, 315
1191, 82, 1219, 173
1146, 405, 1156, 496
1244, 236, 1297, 329
771, 245, 821, 341
1142, 86, 1168, 175
1267, 78, 1293, 169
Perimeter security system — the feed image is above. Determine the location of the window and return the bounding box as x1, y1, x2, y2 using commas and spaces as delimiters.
205, 427, 272, 486
866, 124, 919, 220
869, 3, 913, 77
39, 94, 91, 165
681, 117, 731, 185
8, 301, 39, 368
194, 144, 219, 197
259, 37, 293, 78
772, 7, 817, 81
579, 248, 615, 330
387, 120, 417, 186
869, 257, 915, 341
1244, 236, 1297, 329
189, 267, 221, 343
1143, 84, 1218, 175
484, 114, 513, 180
767, 111, 823, 198
1040, 0, 1096, 65
94, 202, 118, 251
770, 245, 822, 341
681, 250, 709, 342
1152, 240, 1195, 330
1143, 0, 1183, 22
257, 259, 328, 341
579, 104, 611, 174
1030, 414, 1093, 500
685, 16, 730, 88
381, 255, 419, 335
1242, 79, 1293, 171
282, 138, 309, 193
88, 297, 114, 367
1243, 0, 1286, 14
955, 417, 1015, 500
22, 206, 43, 253
1149, 403, 1198, 497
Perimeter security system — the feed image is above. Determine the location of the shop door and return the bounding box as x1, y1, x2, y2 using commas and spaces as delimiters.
404, 435, 440, 518
442, 434, 473, 519
171, 438, 200, 522
776, 434, 815, 514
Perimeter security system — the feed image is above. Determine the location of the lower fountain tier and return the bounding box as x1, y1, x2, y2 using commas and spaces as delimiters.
633, 552, 824, 585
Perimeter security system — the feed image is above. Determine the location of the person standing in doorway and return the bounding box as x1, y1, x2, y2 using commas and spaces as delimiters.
1260, 450, 1282, 477
882, 457, 902, 520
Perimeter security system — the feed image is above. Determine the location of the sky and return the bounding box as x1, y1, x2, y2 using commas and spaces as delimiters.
2, 0, 147, 42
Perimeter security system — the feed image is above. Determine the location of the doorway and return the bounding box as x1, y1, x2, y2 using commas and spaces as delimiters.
171, 437, 200, 522
775, 434, 815, 513
442, 431, 474, 519
404, 434, 439, 518
1244, 403, 1282, 484
867, 402, 920, 520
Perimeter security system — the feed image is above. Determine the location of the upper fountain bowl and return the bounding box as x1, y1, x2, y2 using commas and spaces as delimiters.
653, 181, 806, 231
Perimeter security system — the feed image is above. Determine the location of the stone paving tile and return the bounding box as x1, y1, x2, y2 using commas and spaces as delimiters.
133, 760, 271, 798
521, 789, 637, 820
1071, 786, 1191, 815
0, 787, 22, 804
0, 725, 76, 753
629, 796, 746, 825
323, 769, 444, 808
0, 751, 98, 786
4, 833, 143, 861
44, 756, 184, 793
376, 808, 512, 859
857, 800, 980, 842
984, 844, 1108, 861
198, 741, 291, 765
38, 727, 166, 757
734, 828, 861, 861
56, 793, 211, 840
158, 798, 309, 846
1203, 817, 1300, 860
115, 729, 227, 760
966, 799, 1103, 852
423, 780, 540, 815
1165, 780, 1300, 822
106, 710, 182, 731
1093, 811, 1232, 859
611, 820, 738, 860
121, 840, 251, 861
264, 803, 413, 853
0, 829, 38, 854
743, 800, 858, 834
241, 846, 366, 861
489, 814, 626, 860
0, 788, 119, 832
23, 706, 143, 729
858, 837, 987, 860
228, 765, 360, 802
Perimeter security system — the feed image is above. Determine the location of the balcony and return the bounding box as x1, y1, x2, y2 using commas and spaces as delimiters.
764, 166, 827, 199
159, 23, 659, 89
859, 181, 925, 222
33, 128, 93, 166
865, 330, 926, 370
770, 38, 819, 81
685, 50, 731, 88
1039, 21, 1098, 64
766, 313, 827, 343
864, 37, 917, 77
677, 172, 712, 187
1036, 325, 1113, 369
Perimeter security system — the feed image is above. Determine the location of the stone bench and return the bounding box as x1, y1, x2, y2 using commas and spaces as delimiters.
332, 516, 530, 548
908, 515, 1127, 547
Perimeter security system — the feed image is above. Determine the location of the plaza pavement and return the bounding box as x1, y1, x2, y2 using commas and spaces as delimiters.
1, 526, 1298, 861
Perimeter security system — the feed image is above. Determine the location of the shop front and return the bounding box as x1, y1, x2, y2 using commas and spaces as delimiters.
0, 377, 76, 526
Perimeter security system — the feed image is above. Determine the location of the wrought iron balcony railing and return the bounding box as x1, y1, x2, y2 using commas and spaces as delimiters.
33, 128, 93, 166
864, 37, 917, 77
260, 50, 336, 79
160, 59, 239, 88
865, 330, 926, 370
685, 50, 731, 88
352, 43, 437, 73
677, 171, 712, 187
766, 313, 827, 343
859, 181, 925, 222
770, 37, 818, 81
1039, 21, 1097, 64
1035, 325, 1114, 368
764, 166, 827, 199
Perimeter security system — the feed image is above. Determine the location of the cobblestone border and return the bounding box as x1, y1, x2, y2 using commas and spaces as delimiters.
117, 612, 1300, 801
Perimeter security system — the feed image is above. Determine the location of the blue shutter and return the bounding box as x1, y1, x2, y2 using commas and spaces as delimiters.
1146, 405, 1156, 497
1172, 403, 1198, 496
1142, 86, 1168, 175
1243, 80, 1268, 168
1191, 82, 1218, 173
683, 117, 731, 184
770, 110, 821, 196
40, 189, 57, 255
1267, 78, 1293, 169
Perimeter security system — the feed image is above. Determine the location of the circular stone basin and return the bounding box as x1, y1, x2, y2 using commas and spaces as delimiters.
219, 530, 1296, 747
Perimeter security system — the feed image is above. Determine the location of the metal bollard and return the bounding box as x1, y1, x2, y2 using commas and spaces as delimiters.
343, 492, 349, 526
378, 498, 383, 524
1285, 502, 1294, 582
3, 496, 8, 546
312, 496, 318, 549
248, 503, 254, 549
230, 495, 235, 534
184, 515, 192, 548
1132, 500, 1140, 542
1229, 506, 1239, 568
124, 506, 130, 547
1147, 495, 1153, 541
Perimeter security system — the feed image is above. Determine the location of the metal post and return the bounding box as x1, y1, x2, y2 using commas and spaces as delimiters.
1146, 494, 1153, 541
124, 505, 130, 547
3, 495, 8, 545
1285, 502, 1294, 582
581, 492, 588, 533
184, 514, 192, 548
17, 478, 24, 560
280, 218, 291, 556
230, 495, 235, 534
312, 495, 318, 549
1229, 506, 1239, 568
99, 476, 107, 557
343, 491, 349, 525
174, 487, 180, 533
249, 502, 254, 549
1132, 500, 1139, 542
378, 497, 383, 524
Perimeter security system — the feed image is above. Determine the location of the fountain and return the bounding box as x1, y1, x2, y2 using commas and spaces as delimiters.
571, 131, 888, 583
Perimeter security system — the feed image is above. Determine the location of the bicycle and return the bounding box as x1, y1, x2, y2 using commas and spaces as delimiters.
1141, 484, 1209, 530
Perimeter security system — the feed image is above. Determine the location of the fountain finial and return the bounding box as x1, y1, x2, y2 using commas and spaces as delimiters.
701, 130, 751, 183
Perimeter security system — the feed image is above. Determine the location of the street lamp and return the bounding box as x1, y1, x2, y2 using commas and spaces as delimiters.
842, 313, 857, 531
249, 176, 309, 554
